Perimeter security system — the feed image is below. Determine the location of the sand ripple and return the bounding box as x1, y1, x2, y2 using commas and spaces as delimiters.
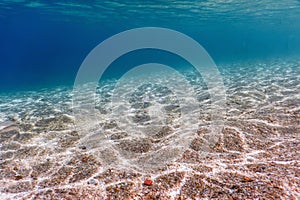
0, 58, 299, 199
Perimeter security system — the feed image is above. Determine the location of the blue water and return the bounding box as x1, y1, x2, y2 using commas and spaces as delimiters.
0, 0, 300, 91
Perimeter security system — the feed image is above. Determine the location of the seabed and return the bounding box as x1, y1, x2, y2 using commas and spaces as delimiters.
0, 59, 299, 199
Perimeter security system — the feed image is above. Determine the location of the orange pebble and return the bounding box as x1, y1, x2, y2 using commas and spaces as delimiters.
143, 179, 153, 186
244, 176, 251, 181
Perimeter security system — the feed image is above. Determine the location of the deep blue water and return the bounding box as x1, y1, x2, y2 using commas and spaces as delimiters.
0, 0, 300, 91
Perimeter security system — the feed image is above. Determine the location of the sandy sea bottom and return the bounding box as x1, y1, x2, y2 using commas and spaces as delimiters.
0, 58, 299, 199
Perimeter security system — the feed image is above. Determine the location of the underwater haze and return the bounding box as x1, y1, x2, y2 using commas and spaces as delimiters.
0, 0, 300, 91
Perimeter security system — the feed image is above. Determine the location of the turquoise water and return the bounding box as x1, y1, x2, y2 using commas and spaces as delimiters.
0, 0, 300, 91
0, 1, 300, 199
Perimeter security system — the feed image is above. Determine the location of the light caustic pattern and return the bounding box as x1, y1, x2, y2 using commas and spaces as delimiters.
0, 59, 299, 199
1, 27, 299, 199
72, 27, 226, 173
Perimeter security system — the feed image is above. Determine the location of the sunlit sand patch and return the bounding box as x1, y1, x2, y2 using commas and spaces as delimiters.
0, 59, 299, 199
